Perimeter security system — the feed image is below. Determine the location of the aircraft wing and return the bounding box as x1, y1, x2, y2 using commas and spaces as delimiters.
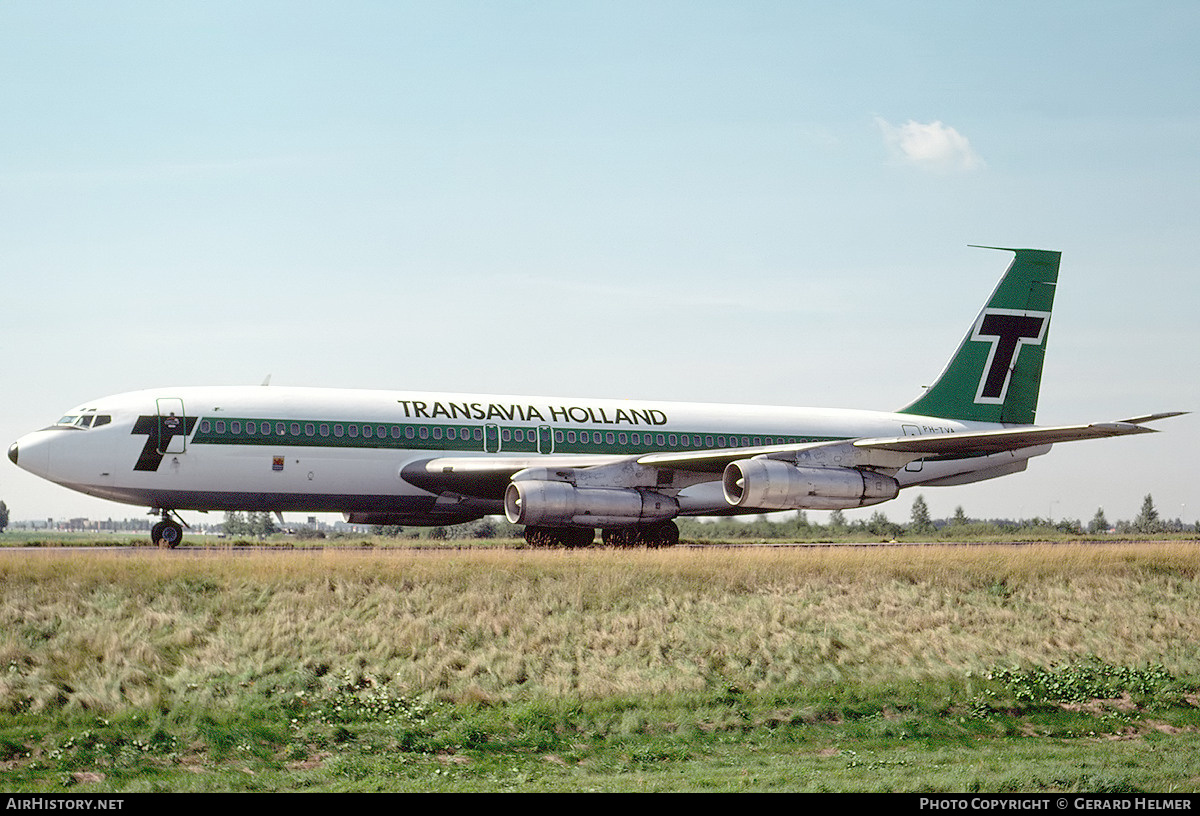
401, 413, 1185, 500
637, 413, 1185, 473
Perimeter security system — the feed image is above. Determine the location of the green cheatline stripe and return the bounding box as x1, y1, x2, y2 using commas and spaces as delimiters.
190, 417, 843, 456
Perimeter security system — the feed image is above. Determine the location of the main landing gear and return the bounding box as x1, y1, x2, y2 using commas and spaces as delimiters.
522, 520, 679, 549
150, 511, 185, 549
601, 521, 679, 548
523, 526, 595, 548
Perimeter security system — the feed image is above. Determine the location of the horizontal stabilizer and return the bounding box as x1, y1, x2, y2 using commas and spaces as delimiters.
1116, 411, 1188, 425
854, 421, 1159, 457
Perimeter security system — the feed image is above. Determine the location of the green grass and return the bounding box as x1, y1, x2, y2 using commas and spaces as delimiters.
0, 543, 1198, 791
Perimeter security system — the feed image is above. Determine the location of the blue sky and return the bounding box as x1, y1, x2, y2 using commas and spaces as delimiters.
2, 1, 1197, 525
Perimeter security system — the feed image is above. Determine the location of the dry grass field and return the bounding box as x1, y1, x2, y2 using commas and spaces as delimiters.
0, 541, 1198, 791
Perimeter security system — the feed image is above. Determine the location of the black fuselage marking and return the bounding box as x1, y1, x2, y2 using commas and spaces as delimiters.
132, 415, 197, 471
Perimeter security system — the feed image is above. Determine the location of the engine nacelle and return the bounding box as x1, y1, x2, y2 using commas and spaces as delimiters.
504, 480, 678, 528
722, 459, 899, 510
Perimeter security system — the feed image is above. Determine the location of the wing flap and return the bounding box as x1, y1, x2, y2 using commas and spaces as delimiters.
400, 454, 625, 500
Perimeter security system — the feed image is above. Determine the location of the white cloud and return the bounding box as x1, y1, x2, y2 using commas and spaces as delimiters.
876, 118, 984, 172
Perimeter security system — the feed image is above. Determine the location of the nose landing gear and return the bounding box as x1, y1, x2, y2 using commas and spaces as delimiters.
150, 512, 185, 549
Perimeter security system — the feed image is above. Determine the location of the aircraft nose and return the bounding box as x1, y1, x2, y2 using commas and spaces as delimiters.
9, 431, 52, 478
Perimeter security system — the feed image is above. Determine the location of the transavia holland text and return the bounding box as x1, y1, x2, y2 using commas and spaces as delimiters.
395, 400, 669, 425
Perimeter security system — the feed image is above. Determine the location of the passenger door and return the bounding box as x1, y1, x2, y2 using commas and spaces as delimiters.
156, 398, 189, 454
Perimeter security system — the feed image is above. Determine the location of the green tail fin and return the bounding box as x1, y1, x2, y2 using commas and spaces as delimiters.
899, 247, 1060, 425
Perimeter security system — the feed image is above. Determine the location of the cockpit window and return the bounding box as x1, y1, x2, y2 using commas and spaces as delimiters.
54, 413, 112, 429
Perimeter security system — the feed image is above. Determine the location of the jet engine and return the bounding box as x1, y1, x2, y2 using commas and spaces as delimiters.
722, 459, 899, 510
504, 480, 678, 528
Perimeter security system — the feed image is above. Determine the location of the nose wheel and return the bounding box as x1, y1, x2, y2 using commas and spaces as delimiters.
151, 517, 184, 549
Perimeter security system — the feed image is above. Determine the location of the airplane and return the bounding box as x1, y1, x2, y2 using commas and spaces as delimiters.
7, 246, 1182, 548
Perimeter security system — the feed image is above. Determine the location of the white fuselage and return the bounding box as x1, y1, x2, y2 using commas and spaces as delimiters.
9, 386, 1044, 522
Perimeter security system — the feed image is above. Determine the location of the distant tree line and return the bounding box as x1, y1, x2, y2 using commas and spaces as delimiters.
368, 517, 518, 540
222, 511, 278, 538
3, 493, 1190, 541
673, 493, 1195, 541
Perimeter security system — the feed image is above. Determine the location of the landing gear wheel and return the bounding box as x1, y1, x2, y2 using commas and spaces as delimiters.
151, 520, 183, 549
602, 521, 678, 548
648, 520, 680, 548
602, 528, 633, 548
523, 526, 594, 548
